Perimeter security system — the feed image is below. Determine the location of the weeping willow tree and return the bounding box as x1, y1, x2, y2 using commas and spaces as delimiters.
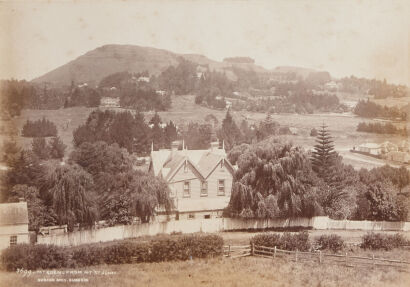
227, 138, 322, 218
47, 164, 98, 230
100, 170, 173, 224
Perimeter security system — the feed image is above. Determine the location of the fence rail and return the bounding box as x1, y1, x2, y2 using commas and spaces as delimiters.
224, 244, 410, 270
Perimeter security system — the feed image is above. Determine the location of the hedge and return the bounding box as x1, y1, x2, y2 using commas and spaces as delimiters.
361, 233, 408, 251
251, 231, 311, 251
315, 234, 345, 253
1, 234, 223, 271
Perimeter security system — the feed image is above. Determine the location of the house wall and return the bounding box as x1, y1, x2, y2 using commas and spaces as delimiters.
169, 163, 202, 199
0, 224, 30, 250
205, 162, 233, 198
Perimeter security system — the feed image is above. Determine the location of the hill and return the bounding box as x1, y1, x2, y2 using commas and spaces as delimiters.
32, 45, 180, 87
272, 66, 318, 79
32, 45, 278, 87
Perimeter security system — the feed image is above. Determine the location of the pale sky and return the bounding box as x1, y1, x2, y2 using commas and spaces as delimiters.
0, 0, 409, 85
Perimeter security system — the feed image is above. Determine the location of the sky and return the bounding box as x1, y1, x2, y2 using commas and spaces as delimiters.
0, 0, 409, 85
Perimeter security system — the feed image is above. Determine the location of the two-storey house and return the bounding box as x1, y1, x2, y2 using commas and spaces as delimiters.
149, 141, 235, 220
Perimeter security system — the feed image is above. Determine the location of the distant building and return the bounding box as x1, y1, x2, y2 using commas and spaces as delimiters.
100, 97, 120, 108
137, 76, 150, 83
0, 202, 29, 250
356, 143, 382, 156
380, 141, 398, 154
384, 151, 410, 164
149, 141, 234, 220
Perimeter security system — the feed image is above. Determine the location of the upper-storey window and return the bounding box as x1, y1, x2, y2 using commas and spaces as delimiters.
218, 179, 225, 196
201, 181, 208, 196
183, 181, 190, 197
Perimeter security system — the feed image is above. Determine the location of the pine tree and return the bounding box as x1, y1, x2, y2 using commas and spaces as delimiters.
31, 137, 50, 160
217, 109, 242, 150
49, 136, 66, 159
311, 124, 336, 179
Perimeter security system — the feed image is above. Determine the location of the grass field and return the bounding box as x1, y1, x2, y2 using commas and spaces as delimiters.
1, 230, 410, 286
0, 95, 408, 169
1, 255, 409, 287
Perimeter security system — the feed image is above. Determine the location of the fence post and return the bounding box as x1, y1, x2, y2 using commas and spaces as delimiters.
345, 252, 348, 267
319, 251, 322, 264
295, 249, 298, 262
274, 246, 276, 259
372, 254, 375, 268
228, 245, 231, 257
251, 243, 254, 256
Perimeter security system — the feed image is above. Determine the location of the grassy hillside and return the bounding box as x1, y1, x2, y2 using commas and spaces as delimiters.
31, 45, 269, 87
32, 45, 180, 87
1, 95, 407, 169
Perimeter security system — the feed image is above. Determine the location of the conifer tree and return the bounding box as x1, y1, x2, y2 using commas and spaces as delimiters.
49, 136, 66, 160
311, 123, 336, 179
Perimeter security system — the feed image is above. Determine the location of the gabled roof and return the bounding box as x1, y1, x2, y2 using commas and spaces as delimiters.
0, 202, 29, 225
150, 146, 234, 181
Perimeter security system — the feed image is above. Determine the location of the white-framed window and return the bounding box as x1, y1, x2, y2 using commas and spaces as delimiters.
183, 181, 190, 197
10, 235, 17, 246
218, 179, 225, 196
188, 213, 195, 219
201, 181, 208, 197
204, 214, 211, 219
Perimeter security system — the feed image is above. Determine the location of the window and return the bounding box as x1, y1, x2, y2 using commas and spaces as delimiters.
183, 181, 190, 197
218, 180, 225, 196
10, 235, 17, 246
188, 213, 195, 219
204, 214, 211, 219
201, 181, 208, 197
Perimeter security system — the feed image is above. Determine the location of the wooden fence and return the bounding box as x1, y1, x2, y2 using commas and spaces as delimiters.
224, 244, 410, 270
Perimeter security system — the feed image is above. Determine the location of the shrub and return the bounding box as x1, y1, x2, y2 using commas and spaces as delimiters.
361, 232, 408, 251
1, 234, 224, 271
1, 244, 69, 271
315, 234, 345, 253
251, 231, 310, 251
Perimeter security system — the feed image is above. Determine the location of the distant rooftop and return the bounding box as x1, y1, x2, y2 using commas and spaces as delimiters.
150, 142, 233, 180
0, 202, 29, 225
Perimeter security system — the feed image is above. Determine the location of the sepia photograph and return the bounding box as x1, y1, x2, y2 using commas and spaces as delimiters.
0, 0, 409, 286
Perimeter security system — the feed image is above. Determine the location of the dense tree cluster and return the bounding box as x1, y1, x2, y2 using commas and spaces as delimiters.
156, 58, 197, 95
340, 76, 408, 98
21, 117, 57, 137
64, 84, 101, 108
357, 122, 407, 136
195, 71, 233, 109
73, 110, 151, 154
226, 130, 410, 221
354, 100, 407, 121
0, 80, 32, 117
119, 84, 171, 111
69, 141, 172, 225
1, 138, 172, 230
227, 139, 322, 218
30, 136, 66, 160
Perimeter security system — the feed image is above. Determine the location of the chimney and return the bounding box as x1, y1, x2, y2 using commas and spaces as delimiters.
210, 141, 219, 152
171, 141, 179, 158
18, 197, 25, 203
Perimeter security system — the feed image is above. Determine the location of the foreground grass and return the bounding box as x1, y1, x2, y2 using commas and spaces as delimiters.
1, 256, 409, 287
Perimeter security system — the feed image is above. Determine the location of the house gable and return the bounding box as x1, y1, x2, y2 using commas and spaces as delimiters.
168, 159, 204, 183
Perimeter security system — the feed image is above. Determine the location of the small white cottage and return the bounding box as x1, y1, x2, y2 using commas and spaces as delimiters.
0, 202, 29, 250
